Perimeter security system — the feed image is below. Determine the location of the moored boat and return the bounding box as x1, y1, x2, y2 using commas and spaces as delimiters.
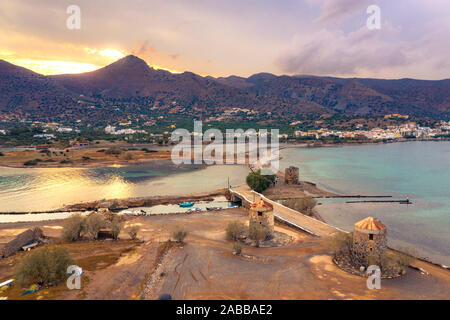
179, 201, 194, 208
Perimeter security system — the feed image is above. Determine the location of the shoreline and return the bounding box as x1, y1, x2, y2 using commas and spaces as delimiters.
1, 182, 448, 271
0, 155, 171, 169
1, 139, 448, 169
281, 137, 449, 150
0, 188, 228, 215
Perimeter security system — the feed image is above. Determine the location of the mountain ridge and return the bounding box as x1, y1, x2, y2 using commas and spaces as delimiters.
1, 55, 449, 121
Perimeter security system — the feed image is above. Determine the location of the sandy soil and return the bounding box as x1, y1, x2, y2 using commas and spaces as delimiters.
0, 209, 449, 300
0, 147, 172, 168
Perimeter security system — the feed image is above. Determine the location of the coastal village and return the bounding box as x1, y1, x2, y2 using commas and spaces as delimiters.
293, 120, 450, 140
0, 116, 448, 150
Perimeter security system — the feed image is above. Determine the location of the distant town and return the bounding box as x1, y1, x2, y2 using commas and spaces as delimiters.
0, 112, 448, 148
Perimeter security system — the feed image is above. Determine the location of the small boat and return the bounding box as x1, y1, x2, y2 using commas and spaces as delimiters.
179, 201, 194, 208
187, 207, 202, 213
206, 207, 220, 211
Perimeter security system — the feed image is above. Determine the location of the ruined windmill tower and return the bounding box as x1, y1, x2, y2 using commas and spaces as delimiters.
352, 217, 387, 266
249, 199, 274, 238
285, 166, 299, 185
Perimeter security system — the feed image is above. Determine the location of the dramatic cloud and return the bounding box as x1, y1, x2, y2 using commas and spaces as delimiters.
276, 24, 410, 76
307, 0, 373, 24
0, 0, 448, 79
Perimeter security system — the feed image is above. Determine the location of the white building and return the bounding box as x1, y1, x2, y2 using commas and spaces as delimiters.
105, 125, 116, 134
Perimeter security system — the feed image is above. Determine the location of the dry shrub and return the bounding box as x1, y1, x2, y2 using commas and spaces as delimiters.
61, 213, 85, 242
110, 217, 124, 240
283, 197, 317, 215
105, 147, 123, 155
226, 221, 246, 241
172, 227, 188, 243
232, 242, 243, 255
126, 225, 140, 240
328, 232, 353, 256
249, 224, 271, 242
85, 212, 107, 240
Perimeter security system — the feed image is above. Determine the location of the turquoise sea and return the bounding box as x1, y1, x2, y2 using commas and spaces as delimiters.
280, 141, 450, 266
0, 141, 448, 265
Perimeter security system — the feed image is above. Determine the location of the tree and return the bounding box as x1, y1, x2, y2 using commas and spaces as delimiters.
283, 197, 317, 215
172, 227, 188, 243
110, 217, 124, 240
246, 170, 276, 193
85, 212, 106, 240
15, 247, 74, 287
226, 221, 246, 241
61, 213, 85, 242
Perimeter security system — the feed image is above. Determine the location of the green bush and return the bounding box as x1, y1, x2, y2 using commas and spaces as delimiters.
125, 225, 140, 240
172, 227, 188, 243
246, 170, 276, 193
59, 159, 72, 164
85, 213, 107, 240
226, 221, 246, 241
15, 247, 74, 287
61, 213, 85, 242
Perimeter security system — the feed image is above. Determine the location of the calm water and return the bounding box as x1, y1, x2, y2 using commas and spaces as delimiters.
0, 141, 448, 265
0, 161, 249, 212
280, 141, 450, 266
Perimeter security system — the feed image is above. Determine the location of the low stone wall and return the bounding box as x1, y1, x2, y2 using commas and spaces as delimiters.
0, 227, 43, 258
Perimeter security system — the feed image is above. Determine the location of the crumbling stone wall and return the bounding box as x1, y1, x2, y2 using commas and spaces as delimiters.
352, 230, 387, 266
0, 227, 43, 258
285, 166, 299, 185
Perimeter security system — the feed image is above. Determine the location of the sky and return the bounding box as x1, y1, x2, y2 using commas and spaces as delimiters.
0, 0, 449, 79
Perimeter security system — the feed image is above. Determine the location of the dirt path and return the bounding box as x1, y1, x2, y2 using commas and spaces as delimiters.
71, 241, 159, 300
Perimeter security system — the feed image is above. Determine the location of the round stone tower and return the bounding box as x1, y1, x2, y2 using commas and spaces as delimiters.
249, 199, 274, 237
352, 217, 387, 266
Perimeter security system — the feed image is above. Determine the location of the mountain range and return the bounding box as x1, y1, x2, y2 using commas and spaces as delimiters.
0, 55, 449, 121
